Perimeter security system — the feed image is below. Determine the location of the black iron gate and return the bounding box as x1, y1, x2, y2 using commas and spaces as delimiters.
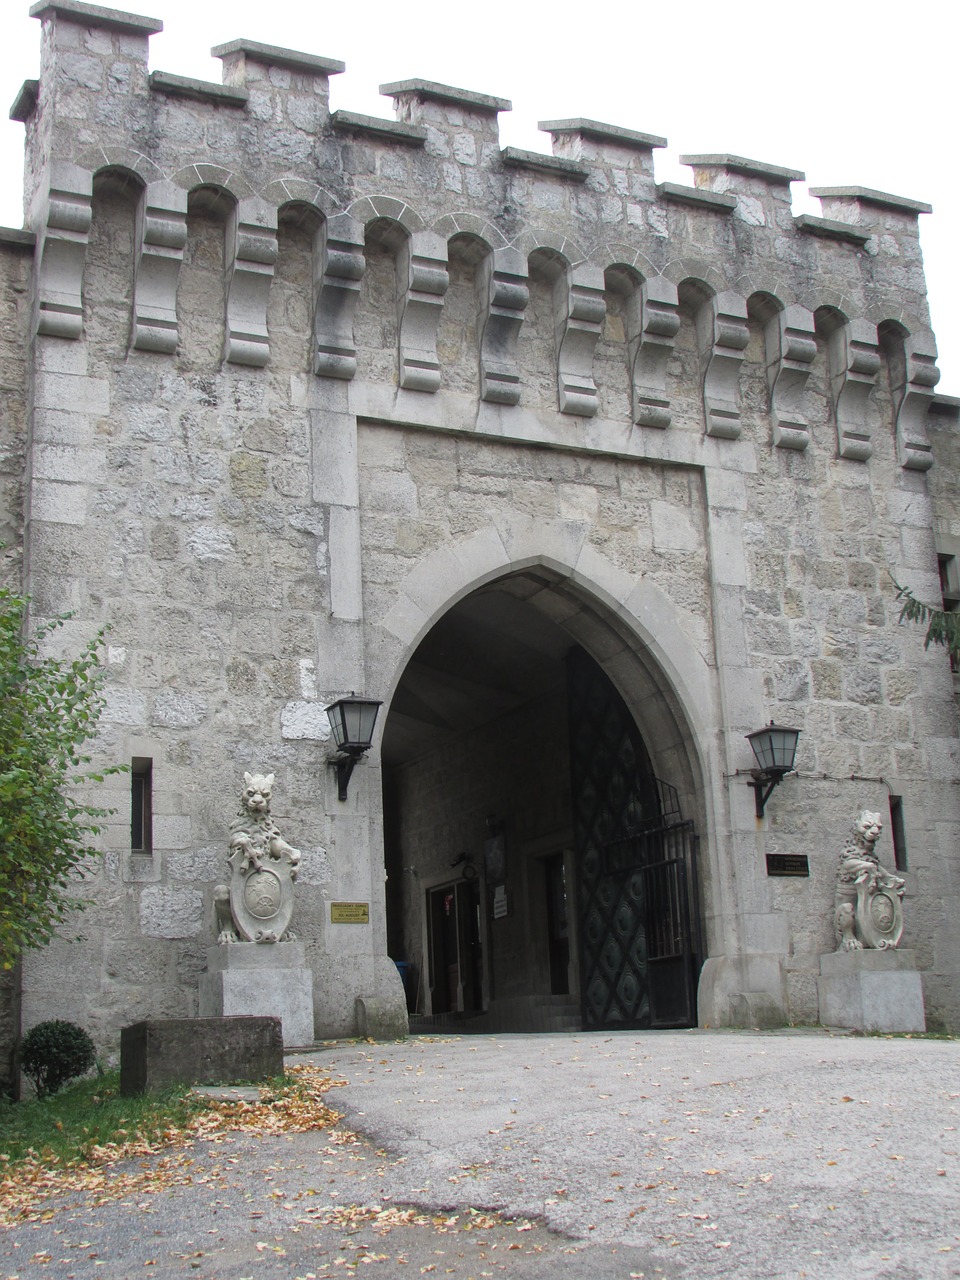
568, 647, 702, 1030
603, 821, 701, 1027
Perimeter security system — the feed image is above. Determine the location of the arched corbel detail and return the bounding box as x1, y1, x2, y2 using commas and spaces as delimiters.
260, 177, 337, 214
629, 276, 680, 428
314, 212, 366, 380
764, 302, 816, 450
397, 229, 449, 392
888, 327, 940, 471
697, 290, 749, 439
132, 179, 188, 353
434, 212, 509, 251
478, 246, 528, 404
555, 261, 606, 417
225, 197, 278, 367
348, 194, 426, 237
171, 164, 255, 202
826, 316, 880, 461
516, 226, 584, 265
79, 146, 163, 188
33, 162, 93, 339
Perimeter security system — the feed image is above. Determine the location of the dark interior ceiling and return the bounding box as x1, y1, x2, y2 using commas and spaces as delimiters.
381, 573, 574, 767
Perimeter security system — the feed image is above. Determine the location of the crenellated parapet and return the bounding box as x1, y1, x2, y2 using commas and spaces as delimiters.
681, 153, 804, 231
9, 0, 945, 470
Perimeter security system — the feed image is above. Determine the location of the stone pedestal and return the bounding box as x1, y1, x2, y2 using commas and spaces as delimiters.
818, 949, 926, 1033
199, 942, 315, 1047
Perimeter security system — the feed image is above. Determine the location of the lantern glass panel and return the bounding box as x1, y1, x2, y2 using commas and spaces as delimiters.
342, 700, 364, 745
357, 700, 380, 743
326, 701, 347, 749
770, 727, 799, 769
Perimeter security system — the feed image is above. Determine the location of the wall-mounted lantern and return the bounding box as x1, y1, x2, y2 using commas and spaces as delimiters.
745, 721, 801, 818
326, 694, 383, 801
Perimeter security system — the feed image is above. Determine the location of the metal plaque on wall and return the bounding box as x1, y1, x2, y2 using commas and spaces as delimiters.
331, 901, 370, 923
765, 854, 810, 877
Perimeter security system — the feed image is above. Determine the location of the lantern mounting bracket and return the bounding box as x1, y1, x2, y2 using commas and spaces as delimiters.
747, 768, 790, 819
744, 721, 801, 820
330, 749, 363, 802
325, 694, 383, 801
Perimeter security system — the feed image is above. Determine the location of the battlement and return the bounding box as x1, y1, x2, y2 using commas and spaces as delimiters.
13, 0, 932, 228
6, 0, 943, 471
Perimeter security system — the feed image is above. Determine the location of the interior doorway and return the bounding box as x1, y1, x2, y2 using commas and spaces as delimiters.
543, 853, 570, 995
426, 880, 482, 1014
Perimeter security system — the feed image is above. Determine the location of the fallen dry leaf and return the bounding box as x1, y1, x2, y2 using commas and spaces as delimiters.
0, 1065, 345, 1225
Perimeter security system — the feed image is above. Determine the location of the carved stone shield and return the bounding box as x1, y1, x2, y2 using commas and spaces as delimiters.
228, 848, 295, 943
854, 879, 904, 950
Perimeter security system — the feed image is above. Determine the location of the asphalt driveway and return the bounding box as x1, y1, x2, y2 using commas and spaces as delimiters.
3, 1029, 958, 1279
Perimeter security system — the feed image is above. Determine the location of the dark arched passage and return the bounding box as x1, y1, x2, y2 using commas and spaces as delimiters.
381, 568, 704, 1032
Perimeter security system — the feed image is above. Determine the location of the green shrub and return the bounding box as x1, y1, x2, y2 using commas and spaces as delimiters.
20, 1020, 96, 1097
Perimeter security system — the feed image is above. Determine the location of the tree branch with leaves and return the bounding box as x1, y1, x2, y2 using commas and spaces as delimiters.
0, 586, 122, 969
892, 577, 960, 665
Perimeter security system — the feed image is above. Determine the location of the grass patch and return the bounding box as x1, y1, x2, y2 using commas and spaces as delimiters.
0, 1069, 205, 1167
0, 1063, 345, 1223
861, 1030, 959, 1041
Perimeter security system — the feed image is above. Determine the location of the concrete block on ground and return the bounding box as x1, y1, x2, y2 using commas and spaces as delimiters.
818, 948, 926, 1033
119, 1016, 282, 1095
356, 995, 408, 1041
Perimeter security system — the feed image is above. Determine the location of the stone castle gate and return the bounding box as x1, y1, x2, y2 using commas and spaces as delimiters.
2, 0, 960, 1062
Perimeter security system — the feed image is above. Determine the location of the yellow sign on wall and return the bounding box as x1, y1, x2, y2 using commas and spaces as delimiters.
330, 901, 370, 924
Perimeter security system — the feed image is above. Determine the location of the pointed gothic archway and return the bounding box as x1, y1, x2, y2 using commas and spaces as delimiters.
379, 565, 707, 1032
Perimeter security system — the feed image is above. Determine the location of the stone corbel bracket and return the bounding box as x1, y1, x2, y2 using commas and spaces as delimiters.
397, 231, 449, 392
697, 291, 749, 438
314, 213, 366, 380
555, 263, 606, 417
225, 199, 278, 367
33, 163, 93, 340
893, 329, 940, 471
828, 319, 880, 461
132, 181, 188, 354
765, 304, 816, 450
477, 247, 528, 404
628, 277, 680, 428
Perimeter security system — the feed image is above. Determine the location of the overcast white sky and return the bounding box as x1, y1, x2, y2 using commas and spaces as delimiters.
0, 0, 956, 391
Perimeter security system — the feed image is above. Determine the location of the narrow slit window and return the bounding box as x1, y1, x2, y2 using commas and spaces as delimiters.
889, 794, 907, 872
938, 555, 960, 674
131, 757, 153, 853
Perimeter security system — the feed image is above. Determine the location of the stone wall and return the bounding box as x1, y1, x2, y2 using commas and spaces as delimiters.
1, 0, 957, 1053
0, 233, 33, 1084
0, 233, 33, 564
